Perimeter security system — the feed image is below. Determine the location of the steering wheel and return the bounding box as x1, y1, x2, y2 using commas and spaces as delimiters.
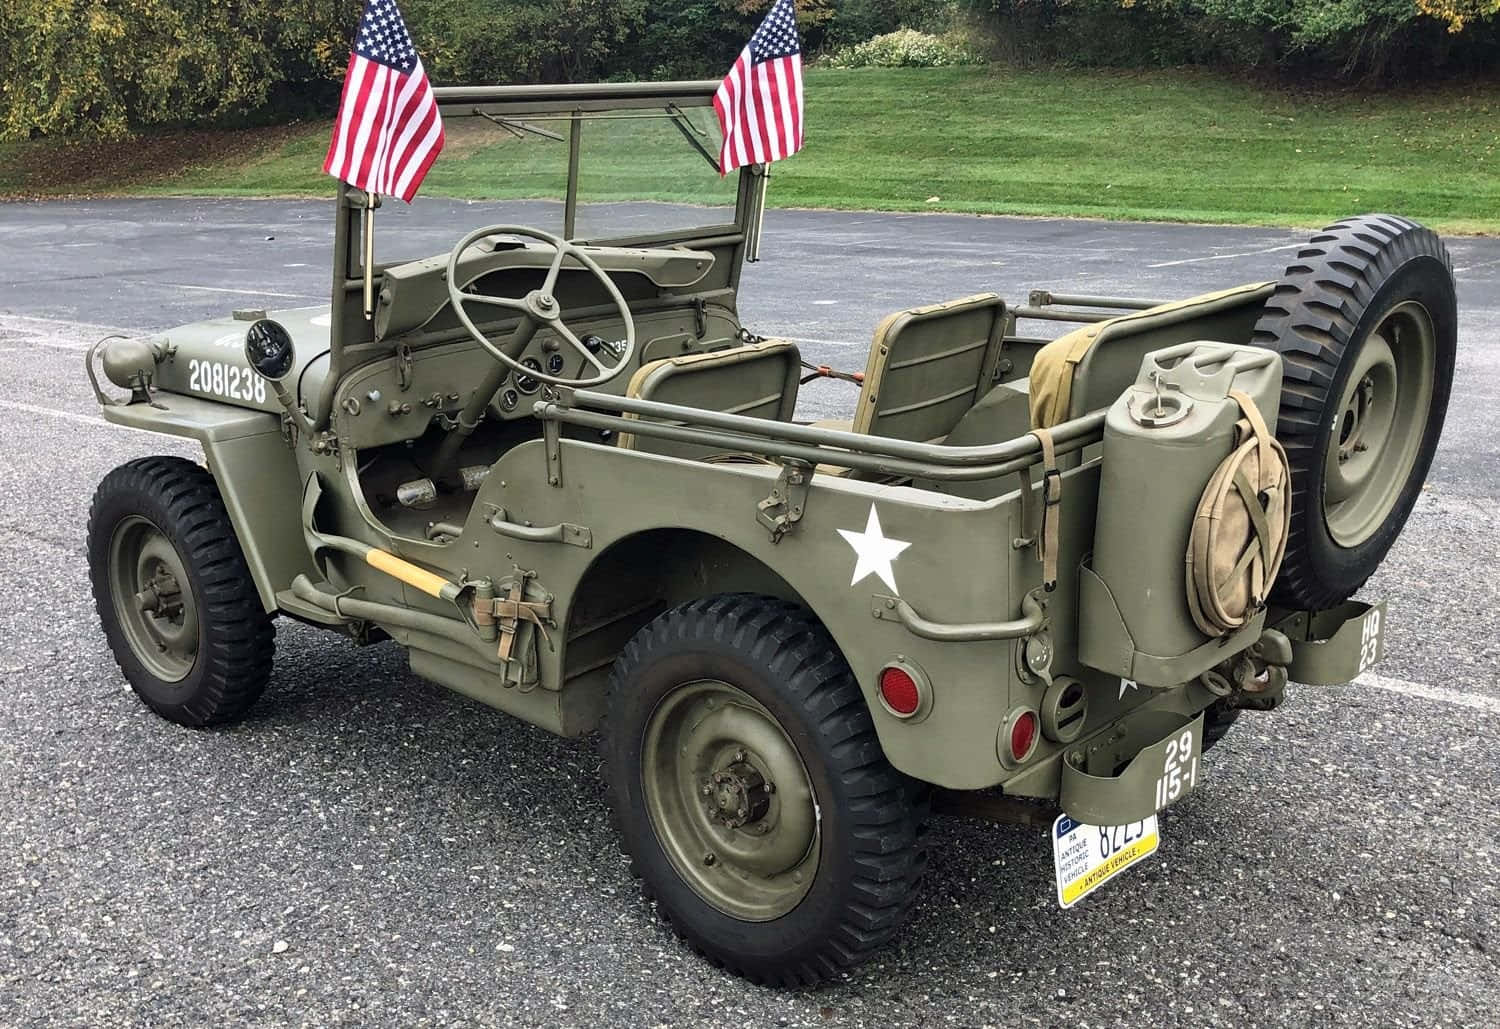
445, 225, 637, 389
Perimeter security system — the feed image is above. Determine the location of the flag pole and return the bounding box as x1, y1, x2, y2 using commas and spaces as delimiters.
748, 165, 771, 263
362, 191, 378, 320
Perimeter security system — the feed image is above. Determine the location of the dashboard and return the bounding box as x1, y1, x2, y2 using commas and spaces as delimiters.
333, 303, 742, 453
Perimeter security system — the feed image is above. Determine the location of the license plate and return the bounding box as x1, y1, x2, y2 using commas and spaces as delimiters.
1052, 812, 1160, 908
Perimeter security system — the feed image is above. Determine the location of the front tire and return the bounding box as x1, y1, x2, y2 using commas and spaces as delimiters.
87, 457, 275, 726
600, 594, 927, 986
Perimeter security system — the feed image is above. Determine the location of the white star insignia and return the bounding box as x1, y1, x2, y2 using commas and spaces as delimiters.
1119, 678, 1139, 700
838, 505, 912, 596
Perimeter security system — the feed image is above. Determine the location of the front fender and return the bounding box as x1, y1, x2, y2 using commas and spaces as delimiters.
102, 394, 315, 612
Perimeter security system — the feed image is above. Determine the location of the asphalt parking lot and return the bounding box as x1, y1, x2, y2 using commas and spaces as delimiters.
1, 198, 1497, 1027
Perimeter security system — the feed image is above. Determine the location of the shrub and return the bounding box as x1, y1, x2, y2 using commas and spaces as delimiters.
826, 28, 985, 68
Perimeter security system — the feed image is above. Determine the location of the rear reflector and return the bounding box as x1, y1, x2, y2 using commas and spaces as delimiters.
878, 665, 922, 718
1010, 710, 1038, 763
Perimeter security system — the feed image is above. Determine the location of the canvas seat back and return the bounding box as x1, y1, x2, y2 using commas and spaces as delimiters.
1028, 282, 1276, 429
850, 293, 1009, 443
615, 339, 801, 459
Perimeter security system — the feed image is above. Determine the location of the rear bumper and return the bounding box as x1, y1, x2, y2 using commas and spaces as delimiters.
1060, 711, 1205, 824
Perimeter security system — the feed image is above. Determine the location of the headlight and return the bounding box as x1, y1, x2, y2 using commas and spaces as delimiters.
100, 337, 162, 390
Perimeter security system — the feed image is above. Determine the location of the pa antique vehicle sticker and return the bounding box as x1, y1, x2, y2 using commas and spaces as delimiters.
1052, 813, 1160, 908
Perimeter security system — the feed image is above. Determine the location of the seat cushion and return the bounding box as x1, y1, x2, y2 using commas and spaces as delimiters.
1028, 282, 1274, 429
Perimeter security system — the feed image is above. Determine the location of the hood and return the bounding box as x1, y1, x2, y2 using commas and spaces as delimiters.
149, 306, 333, 415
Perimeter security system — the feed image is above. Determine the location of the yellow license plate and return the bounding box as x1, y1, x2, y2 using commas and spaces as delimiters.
1051, 813, 1160, 908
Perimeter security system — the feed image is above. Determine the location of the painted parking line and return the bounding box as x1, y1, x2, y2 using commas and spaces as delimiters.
767, 334, 862, 348
117, 280, 324, 301
1353, 671, 1500, 716
11, 402, 111, 428
1147, 243, 1303, 269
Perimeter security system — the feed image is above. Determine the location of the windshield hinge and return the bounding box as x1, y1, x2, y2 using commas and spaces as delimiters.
474, 111, 565, 142
666, 104, 722, 173
756, 460, 812, 544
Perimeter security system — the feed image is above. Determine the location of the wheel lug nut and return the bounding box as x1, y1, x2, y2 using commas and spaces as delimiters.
701, 782, 713, 796
704, 852, 716, 866
733, 749, 746, 763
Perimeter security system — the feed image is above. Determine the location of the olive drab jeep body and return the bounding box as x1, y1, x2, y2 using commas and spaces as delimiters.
85, 81, 1457, 985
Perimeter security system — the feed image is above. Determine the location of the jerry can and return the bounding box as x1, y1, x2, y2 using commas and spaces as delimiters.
1080, 341, 1284, 685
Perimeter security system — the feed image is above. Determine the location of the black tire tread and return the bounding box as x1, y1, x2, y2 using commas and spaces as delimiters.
88, 456, 274, 726
601, 593, 927, 987
1250, 213, 1454, 609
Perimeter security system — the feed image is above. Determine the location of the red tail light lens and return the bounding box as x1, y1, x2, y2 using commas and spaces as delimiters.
878, 666, 922, 717
1010, 710, 1038, 762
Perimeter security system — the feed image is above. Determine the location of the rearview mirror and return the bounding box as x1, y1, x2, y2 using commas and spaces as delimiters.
244, 319, 296, 381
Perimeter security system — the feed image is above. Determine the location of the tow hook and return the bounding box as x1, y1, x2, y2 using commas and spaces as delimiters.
1205, 628, 1292, 710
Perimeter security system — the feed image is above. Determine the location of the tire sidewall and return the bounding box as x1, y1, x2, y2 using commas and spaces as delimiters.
1299, 254, 1456, 596
605, 636, 870, 973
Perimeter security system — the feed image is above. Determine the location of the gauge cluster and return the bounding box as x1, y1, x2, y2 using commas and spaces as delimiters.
484, 324, 633, 420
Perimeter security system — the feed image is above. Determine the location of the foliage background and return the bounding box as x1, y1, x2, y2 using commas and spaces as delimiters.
2, 0, 1498, 140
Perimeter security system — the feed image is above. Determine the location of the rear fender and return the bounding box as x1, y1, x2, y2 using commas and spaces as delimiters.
102, 394, 315, 612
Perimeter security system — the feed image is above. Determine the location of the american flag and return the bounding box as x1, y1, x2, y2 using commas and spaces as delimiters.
713, 0, 804, 176
323, 0, 444, 203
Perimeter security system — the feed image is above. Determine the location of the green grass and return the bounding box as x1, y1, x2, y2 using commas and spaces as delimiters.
4, 66, 1499, 233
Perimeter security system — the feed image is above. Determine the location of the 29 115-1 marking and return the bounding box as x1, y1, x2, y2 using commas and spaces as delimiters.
1154, 727, 1199, 811
187, 359, 266, 405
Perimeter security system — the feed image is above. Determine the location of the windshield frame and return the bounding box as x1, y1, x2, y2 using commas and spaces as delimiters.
436, 81, 738, 243
318, 81, 764, 432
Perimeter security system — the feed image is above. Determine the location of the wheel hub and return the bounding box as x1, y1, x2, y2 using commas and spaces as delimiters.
135, 565, 183, 618
705, 757, 773, 830
108, 516, 200, 682
1321, 301, 1437, 548
1337, 377, 1370, 462
640, 679, 821, 921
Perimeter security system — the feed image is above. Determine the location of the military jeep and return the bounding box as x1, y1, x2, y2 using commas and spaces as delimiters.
84, 81, 1455, 985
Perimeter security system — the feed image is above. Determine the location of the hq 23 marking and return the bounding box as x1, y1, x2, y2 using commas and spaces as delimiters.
1359, 607, 1382, 673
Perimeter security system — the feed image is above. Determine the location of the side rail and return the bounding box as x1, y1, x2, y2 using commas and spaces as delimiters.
1010, 290, 1170, 326
533, 387, 1105, 482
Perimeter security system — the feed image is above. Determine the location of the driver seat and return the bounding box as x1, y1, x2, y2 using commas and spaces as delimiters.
615, 339, 802, 459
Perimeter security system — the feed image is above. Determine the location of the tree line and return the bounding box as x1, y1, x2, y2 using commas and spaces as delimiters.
2, 1, 1497, 140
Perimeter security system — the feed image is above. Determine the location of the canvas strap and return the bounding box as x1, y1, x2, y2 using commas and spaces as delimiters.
1186, 390, 1291, 636
1027, 427, 1062, 592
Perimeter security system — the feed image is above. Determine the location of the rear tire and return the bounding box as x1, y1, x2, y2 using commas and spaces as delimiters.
600, 594, 927, 986
87, 457, 274, 726
1252, 214, 1456, 609
1201, 703, 1241, 752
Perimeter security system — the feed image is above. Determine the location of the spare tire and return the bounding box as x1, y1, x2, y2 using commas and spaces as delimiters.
1252, 214, 1456, 610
